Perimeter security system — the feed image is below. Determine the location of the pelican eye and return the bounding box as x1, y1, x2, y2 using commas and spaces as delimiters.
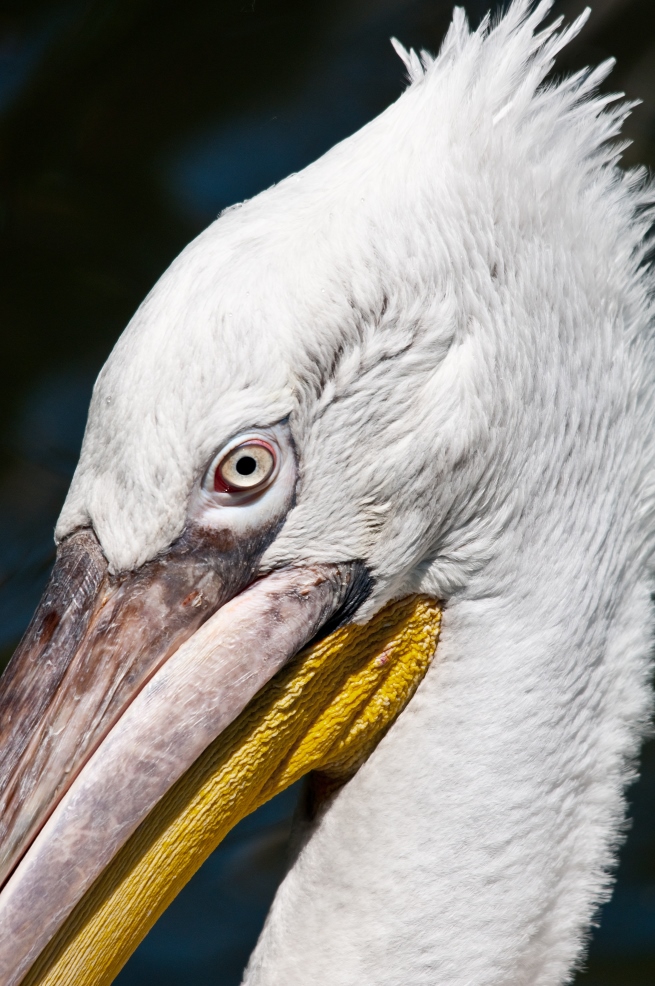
214, 441, 276, 493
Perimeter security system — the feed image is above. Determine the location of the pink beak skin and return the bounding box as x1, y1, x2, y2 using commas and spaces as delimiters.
0, 526, 366, 986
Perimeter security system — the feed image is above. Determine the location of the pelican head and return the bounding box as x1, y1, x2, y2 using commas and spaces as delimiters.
1, 2, 654, 984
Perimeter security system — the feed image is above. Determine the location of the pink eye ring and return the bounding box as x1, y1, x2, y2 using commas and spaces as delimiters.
213, 440, 277, 494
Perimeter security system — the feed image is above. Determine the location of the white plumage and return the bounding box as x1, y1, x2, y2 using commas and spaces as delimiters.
48, 1, 655, 983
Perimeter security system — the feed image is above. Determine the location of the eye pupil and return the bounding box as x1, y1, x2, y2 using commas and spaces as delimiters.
236, 455, 257, 476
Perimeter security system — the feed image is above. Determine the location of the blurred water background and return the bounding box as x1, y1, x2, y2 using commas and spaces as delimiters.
0, 1, 654, 983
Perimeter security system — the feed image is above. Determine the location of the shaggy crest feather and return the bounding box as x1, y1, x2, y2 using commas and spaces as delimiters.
55, 2, 655, 984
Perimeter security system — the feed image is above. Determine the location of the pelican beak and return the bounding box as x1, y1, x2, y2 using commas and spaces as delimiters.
0, 527, 440, 986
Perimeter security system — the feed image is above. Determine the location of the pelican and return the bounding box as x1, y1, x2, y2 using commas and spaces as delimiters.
0, 1, 653, 984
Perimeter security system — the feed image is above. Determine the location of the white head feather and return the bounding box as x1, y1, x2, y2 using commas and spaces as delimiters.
56, 2, 655, 982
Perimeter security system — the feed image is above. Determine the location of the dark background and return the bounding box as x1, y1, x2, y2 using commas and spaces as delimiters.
0, 0, 654, 983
